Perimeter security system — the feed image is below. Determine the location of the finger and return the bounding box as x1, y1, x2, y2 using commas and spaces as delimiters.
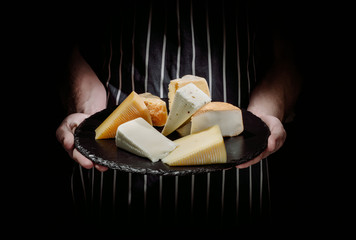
73, 149, 94, 169
236, 152, 264, 169
94, 164, 109, 172
236, 139, 274, 169
237, 130, 286, 169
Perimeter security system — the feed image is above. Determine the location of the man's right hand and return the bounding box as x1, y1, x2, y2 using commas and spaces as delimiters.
56, 113, 108, 172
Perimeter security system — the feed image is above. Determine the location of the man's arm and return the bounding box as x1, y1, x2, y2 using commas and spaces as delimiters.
56, 47, 108, 171
66, 47, 107, 114
238, 35, 302, 168
248, 35, 301, 122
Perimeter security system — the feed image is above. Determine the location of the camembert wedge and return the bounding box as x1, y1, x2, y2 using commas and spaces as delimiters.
168, 75, 210, 110
191, 102, 244, 137
162, 125, 227, 166
161, 83, 211, 136
115, 118, 177, 162
95, 91, 152, 139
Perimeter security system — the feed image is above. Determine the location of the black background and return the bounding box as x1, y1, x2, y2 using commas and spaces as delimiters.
7, 0, 352, 237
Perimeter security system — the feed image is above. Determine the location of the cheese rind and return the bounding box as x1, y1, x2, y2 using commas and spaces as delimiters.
168, 75, 210, 110
161, 83, 211, 136
162, 125, 227, 166
191, 102, 244, 137
139, 93, 168, 127
95, 91, 152, 139
115, 118, 177, 162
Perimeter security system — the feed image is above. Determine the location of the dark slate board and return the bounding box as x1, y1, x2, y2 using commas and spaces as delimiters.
74, 106, 270, 176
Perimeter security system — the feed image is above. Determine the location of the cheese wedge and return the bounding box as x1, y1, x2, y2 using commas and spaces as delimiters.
168, 75, 210, 110
162, 125, 227, 166
175, 119, 191, 137
161, 83, 211, 136
191, 102, 244, 137
115, 118, 177, 162
139, 93, 168, 127
95, 91, 152, 139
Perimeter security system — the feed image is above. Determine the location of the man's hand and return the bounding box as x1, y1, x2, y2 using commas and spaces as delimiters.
56, 113, 108, 172
236, 114, 286, 169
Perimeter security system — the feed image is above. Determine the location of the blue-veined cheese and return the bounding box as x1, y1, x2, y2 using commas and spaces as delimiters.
162, 125, 227, 166
161, 83, 211, 136
115, 117, 177, 162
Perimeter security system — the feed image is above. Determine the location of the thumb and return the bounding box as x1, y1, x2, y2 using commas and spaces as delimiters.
56, 113, 89, 156
56, 121, 75, 156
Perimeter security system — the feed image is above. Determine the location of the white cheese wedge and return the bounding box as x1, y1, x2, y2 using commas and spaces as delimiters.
168, 75, 211, 110
161, 83, 211, 136
115, 117, 177, 162
191, 102, 244, 137
162, 125, 227, 166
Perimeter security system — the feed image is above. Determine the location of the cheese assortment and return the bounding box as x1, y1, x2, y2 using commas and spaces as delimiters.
95, 91, 152, 139
115, 118, 177, 162
161, 83, 211, 136
95, 75, 244, 166
162, 125, 227, 166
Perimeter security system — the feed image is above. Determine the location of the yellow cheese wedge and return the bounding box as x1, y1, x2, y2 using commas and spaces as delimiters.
162, 125, 227, 166
168, 75, 210, 110
139, 93, 168, 127
95, 91, 152, 139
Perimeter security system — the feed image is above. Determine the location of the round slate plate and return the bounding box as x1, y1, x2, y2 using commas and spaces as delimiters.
74, 106, 270, 176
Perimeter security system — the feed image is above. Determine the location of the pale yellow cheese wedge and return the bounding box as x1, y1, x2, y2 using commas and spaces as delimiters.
139, 93, 168, 127
95, 91, 152, 139
168, 75, 210, 110
162, 125, 227, 166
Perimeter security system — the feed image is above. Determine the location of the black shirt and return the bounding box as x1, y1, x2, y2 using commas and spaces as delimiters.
77, 0, 278, 109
